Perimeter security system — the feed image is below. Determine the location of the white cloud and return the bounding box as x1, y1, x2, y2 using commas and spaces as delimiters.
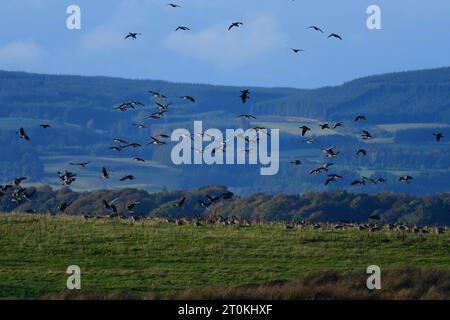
164, 15, 287, 68
0, 41, 43, 66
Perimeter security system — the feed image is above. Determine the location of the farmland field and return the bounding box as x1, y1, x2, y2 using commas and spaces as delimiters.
0, 213, 449, 300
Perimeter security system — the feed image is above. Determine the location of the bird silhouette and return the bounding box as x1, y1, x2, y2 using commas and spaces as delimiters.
124, 32, 141, 40
433, 132, 444, 142
307, 26, 324, 33
17, 128, 30, 141
328, 33, 343, 40
299, 126, 311, 136
228, 22, 243, 31
240, 89, 250, 103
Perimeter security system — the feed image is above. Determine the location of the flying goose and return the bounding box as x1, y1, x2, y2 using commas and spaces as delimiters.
148, 137, 167, 145
290, 160, 302, 166
176, 26, 190, 31
120, 174, 135, 182
40, 124, 51, 129
399, 176, 413, 184
433, 132, 444, 142
124, 32, 141, 40
322, 146, 340, 158
101, 167, 109, 179
180, 95, 195, 102
356, 149, 367, 156
149, 91, 167, 99
309, 163, 334, 175
240, 89, 250, 103
168, 3, 181, 8
354, 115, 367, 122
17, 127, 30, 141
174, 196, 186, 208
299, 126, 311, 136
228, 22, 243, 31
290, 48, 305, 53
238, 114, 256, 120
361, 130, 372, 140
307, 26, 324, 33
325, 174, 343, 185
328, 33, 343, 40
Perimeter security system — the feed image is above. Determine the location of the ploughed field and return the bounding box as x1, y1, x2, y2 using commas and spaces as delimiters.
0, 213, 449, 299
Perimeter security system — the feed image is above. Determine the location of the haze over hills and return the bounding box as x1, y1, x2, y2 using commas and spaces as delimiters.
0, 67, 450, 195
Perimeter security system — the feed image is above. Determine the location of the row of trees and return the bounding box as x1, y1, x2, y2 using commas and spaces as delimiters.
2, 186, 449, 225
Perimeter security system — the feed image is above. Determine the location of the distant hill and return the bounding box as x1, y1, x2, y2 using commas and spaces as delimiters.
0, 67, 450, 195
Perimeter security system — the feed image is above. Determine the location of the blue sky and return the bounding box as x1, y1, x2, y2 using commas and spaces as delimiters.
0, 0, 449, 88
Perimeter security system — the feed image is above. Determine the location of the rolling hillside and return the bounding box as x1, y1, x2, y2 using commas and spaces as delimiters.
1, 68, 450, 194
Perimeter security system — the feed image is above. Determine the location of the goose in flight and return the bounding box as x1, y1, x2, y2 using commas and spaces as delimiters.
174, 196, 186, 208
303, 139, 316, 145
433, 132, 444, 142
328, 33, 343, 40
101, 167, 109, 179
309, 163, 334, 175
180, 95, 195, 102
157, 103, 171, 110
351, 179, 366, 186
113, 138, 128, 145
132, 157, 146, 162
319, 123, 330, 130
290, 160, 302, 166
322, 147, 340, 158
57, 170, 77, 185
114, 101, 144, 112
399, 176, 413, 184
120, 174, 135, 182
356, 149, 367, 156
103, 199, 118, 214
361, 130, 372, 140
240, 89, 250, 103
122, 143, 142, 149
238, 114, 256, 120
307, 26, 324, 33
354, 115, 367, 122
176, 26, 190, 31
40, 124, 51, 129
149, 91, 167, 99
127, 201, 140, 211
17, 127, 30, 141
133, 123, 148, 129
125, 32, 141, 40
325, 174, 343, 185
331, 122, 344, 129
156, 134, 171, 140
299, 126, 311, 136
168, 3, 181, 8
13, 177, 27, 186
109, 146, 123, 152
70, 162, 90, 168
146, 111, 167, 120
290, 48, 305, 53
148, 137, 167, 145
228, 22, 243, 31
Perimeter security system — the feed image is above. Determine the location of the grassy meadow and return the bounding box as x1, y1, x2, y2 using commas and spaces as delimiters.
0, 213, 449, 299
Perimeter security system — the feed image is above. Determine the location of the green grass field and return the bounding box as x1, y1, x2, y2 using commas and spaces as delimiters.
0, 214, 449, 299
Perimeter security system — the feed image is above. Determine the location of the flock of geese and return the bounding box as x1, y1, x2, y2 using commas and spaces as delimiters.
2, 2, 447, 228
